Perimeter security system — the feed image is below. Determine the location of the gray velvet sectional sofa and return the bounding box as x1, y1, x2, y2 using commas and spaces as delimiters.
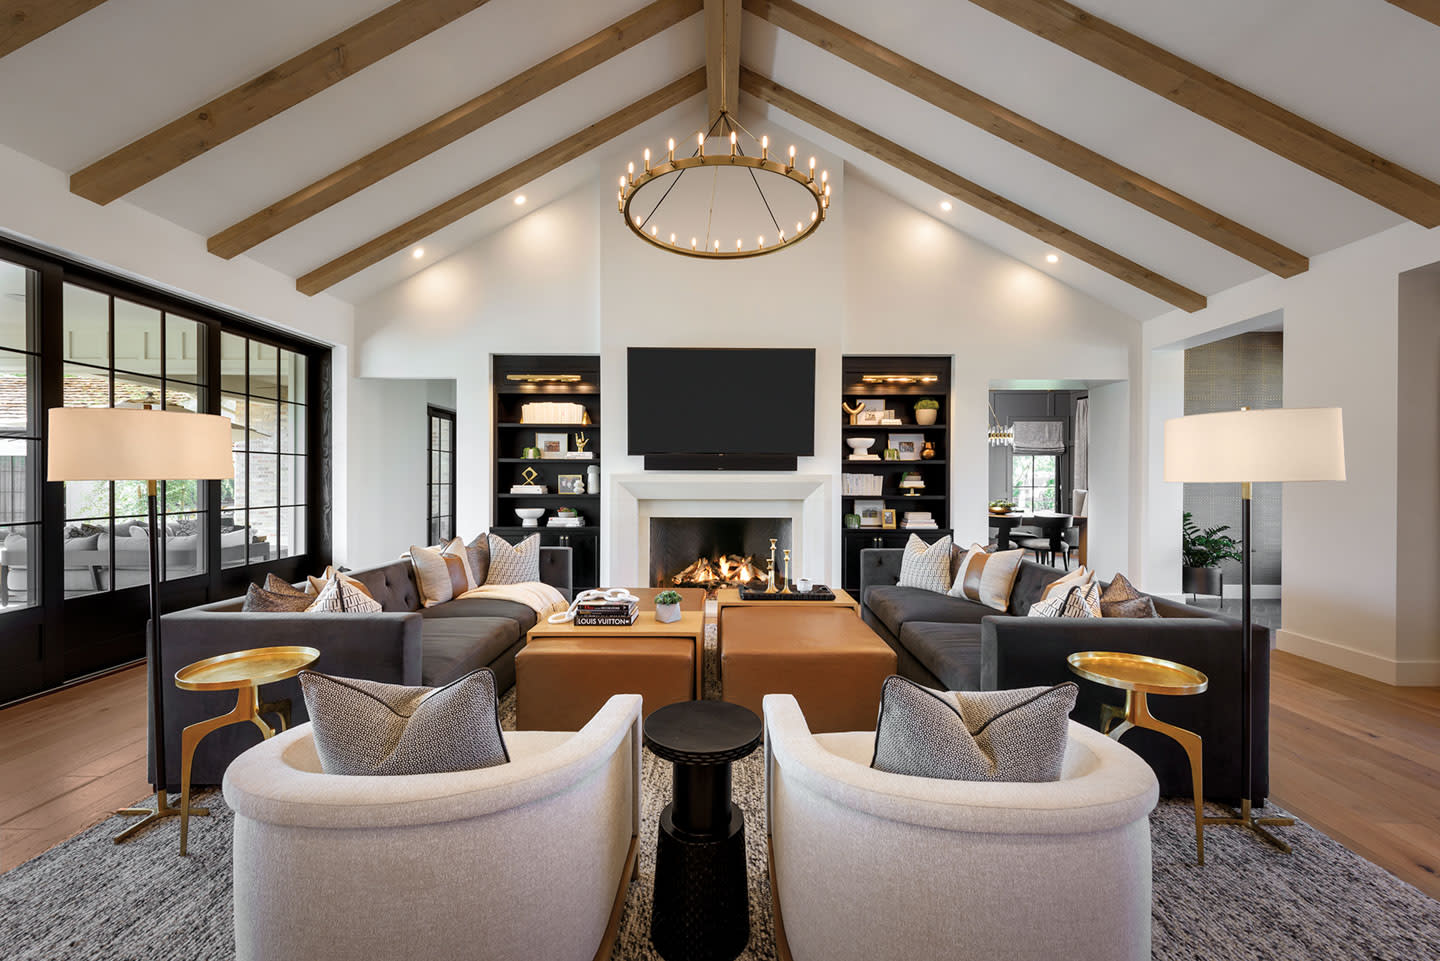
858, 547, 1270, 804
152, 548, 572, 789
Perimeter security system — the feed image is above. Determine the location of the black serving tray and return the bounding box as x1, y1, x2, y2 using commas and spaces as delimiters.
738, 585, 837, 601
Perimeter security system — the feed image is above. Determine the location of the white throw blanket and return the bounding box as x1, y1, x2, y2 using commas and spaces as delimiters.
456, 581, 568, 619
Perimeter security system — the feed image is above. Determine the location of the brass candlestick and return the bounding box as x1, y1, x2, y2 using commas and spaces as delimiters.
765, 539, 779, 593
781, 549, 793, 594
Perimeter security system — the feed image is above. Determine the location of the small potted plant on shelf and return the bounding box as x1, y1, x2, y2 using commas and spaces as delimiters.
1181, 511, 1242, 597
844, 512, 862, 529
655, 589, 683, 624
914, 398, 939, 426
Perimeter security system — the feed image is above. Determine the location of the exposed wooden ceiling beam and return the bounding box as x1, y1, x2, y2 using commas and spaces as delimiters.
209, 0, 701, 260
705, 0, 742, 124
966, 0, 1440, 227
70, 0, 495, 205
744, 0, 1305, 278
741, 69, 1205, 312
1, 0, 106, 59
1386, 0, 1440, 28
297, 69, 706, 296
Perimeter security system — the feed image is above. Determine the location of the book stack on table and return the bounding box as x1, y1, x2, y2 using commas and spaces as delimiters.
574, 598, 638, 627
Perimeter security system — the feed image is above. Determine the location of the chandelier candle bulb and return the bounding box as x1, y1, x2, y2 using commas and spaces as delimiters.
762, 135, 769, 159
758, 236, 765, 249
698, 131, 704, 157
730, 130, 737, 157
692, 237, 698, 250
643, 148, 651, 172
788, 145, 796, 170
670, 233, 677, 245
667, 138, 675, 162
809, 156, 816, 180
627, 162, 634, 185
736, 238, 743, 250
650, 225, 657, 237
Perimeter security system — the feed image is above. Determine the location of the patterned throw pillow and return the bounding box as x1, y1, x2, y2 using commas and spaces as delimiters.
304, 566, 375, 600
305, 575, 382, 613
265, 573, 308, 597
486, 533, 541, 585
1040, 565, 1093, 601
466, 534, 490, 588
408, 537, 473, 606
947, 543, 1024, 611
241, 582, 313, 613
897, 534, 953, 593
871, 676, 1078, 782
1028, 582, 1103, 619
298, 670, 509, 776
1099, 573, 1157, 618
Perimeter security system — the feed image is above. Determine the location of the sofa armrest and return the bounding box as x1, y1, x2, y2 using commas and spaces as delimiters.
539, 546, 573, 600
858, 548, 904, 599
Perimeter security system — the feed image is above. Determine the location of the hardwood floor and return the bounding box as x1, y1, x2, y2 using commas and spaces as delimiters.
2, 655, 1438, 902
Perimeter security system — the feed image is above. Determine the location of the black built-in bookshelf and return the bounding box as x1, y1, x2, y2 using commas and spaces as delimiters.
840, 355, 953, 591
490, 355, 601, 590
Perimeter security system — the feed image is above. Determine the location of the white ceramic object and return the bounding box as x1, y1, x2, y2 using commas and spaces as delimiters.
515, 508, 545, 528
846, 437, 875, 455
797, 577, 813, 593
655, 602, 681, 624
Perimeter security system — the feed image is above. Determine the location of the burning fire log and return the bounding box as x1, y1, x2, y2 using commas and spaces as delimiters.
672, 554, 769, 588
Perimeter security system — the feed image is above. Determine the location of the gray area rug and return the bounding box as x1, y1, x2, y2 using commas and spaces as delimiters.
3, 628, 1437, 960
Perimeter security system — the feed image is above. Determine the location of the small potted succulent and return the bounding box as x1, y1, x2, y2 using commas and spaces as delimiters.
914, 398, 939, 426
655, 589, 683, 624
844, 512, 862, 529
557, 506, 580, 519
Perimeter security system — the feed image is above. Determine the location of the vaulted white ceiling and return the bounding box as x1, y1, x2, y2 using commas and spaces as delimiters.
0, 0, 1435, 318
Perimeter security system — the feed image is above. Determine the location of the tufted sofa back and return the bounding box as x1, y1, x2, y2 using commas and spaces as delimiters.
352, 560, 423, 612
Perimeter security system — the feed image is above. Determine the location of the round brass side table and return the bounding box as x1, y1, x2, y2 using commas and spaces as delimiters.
174, 645, 319, 855
1068, 651, 1210, 864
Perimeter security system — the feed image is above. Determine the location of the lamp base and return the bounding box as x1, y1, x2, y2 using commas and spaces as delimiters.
112, 790, 209, 844
1203, 798, 1294, 853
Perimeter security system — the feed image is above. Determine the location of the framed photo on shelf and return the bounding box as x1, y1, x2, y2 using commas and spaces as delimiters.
557, 474, 586, 495
535, 432, 568, 458
854, 408, 889, 426
888, 432, 924, 460
880, 508, 897, 530
855, 498, 885, 528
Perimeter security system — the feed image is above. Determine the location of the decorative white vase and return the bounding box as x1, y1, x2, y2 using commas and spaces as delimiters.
655, 602, 681, 624
586, 464, 600, 494
915, 408, 938, 426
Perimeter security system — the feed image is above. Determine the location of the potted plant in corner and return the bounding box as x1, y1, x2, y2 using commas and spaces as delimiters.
655, 589, 683, 624
1181, 511, 1243, 597
914, 398, 939, 426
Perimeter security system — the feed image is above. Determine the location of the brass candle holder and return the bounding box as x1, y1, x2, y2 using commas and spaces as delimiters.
781, 549, 793, 594
765, 538, 779, 594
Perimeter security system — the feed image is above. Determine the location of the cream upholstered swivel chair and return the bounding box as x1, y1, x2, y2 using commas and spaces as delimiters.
763, 693, 1158, 961
223, 694, 642, 961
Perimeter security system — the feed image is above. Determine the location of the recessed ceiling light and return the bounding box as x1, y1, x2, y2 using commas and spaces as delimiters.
939, 200, 953, 212
1045, 253, 1060, 264
514, 194, 526, 205
412, 247, 425, 259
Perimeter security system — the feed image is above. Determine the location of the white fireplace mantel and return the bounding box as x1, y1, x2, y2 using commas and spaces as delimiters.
607, 472, 833, 587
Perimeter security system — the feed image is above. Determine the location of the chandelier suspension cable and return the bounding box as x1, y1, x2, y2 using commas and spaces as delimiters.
705, 165, 718, 250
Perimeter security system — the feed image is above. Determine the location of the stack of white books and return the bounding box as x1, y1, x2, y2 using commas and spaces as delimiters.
902, 511, 938, 529
841, 473, 884, 495
848, 452, 880, 461
510, 484, 548, 494
520, 401, 587, 424
547, 516, 585, 528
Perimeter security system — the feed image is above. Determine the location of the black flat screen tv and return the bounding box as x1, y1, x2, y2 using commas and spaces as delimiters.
628, 347, 815, 456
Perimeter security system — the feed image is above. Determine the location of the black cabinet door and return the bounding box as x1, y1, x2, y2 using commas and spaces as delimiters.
491, 528, 598, 592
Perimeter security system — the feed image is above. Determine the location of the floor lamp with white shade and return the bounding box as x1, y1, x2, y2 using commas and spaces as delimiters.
1164, 406, 1345, 851
47, 406, 234, 844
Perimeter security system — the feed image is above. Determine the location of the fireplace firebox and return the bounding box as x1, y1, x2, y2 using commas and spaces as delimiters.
649, 517, 793, 589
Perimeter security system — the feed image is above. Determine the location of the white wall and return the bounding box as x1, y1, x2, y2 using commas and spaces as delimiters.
1142, 222, 1440, 685
1396, 265, 1440, 678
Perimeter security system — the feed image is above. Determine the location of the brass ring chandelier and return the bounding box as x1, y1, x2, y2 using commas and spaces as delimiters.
618, 112, 830, 259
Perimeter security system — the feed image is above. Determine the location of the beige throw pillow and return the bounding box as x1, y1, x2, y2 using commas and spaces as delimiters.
408, 537, 473, 607
947, 542, 1024, 611
1040, 566, 1094, 601
897, 534, 953, 594
486, 533, 541, 584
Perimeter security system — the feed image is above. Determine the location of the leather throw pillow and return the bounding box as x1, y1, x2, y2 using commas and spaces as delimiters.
871, 676, 1078, 782
897, 534, 953, 594
947, 543, 1024, 611
466, 534, 491, 588
241, 582, 313, 613
298, 669, 509, 776
407, 537, 473, 606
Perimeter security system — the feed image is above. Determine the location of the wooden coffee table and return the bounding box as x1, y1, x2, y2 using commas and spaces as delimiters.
528, 610, 706, 699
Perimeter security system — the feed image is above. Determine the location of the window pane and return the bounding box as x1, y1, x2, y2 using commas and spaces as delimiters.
63, 285, 109, 365
278, 506, 305, 558
163, 513, 205, 581
221, 332, 247, 394
114, 371, 163, 410
279, 350, 306, 404
112, 481, 148, 519
225, 452, 247, 509
440, 417, 452, 450
0, 261, 34, 353
163, 381, 204, 414
223, 393, 247, 449
113, 299, 162, 377
221, 513, 247, 569
65, 480, 110, 520
165, 315, 203, 383
1, 522, 39, 610
249, 398, 278, 453
249, 454, 278, 507
249, 508, 278, 562
61, 519, 108, 598
0, 350, 35, 432
430, 418, 440, 449
0, 439, 36, 524
1012, 456, 1033, 487
249, 340, 279, 398
112, 516, 150, 590
279, 455, 304, 507
280, 402, 305, 453
64, 363, 110, 408
164, 479, 200, 513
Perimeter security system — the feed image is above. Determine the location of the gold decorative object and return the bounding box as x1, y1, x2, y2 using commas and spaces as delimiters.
765, 539, 779, 594
618, 112, 828, 259
987, 401, 1015, 447
173, 646, 320, 855
860, 374, 939, 384
505, 373, 581, 383
574, 432, 589, 453
921, 441, 936, 460
780, 549, 793, 594
1068, 651, 1211, 864
520, 466, 539, 485
843, 400, 866, 425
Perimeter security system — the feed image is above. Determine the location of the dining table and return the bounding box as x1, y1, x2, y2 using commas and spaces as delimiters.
988, 511, 1087, 567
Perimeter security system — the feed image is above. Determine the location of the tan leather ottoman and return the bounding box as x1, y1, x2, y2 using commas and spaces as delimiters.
719, 606, 897, 733
515, 635, 694, 731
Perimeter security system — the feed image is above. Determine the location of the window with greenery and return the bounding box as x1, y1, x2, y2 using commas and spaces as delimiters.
60, 283, 210, 593
221, 332, 307, 568
0, 259, 39, 611
1011, 454, 1058, 512
428, 407, 455, 544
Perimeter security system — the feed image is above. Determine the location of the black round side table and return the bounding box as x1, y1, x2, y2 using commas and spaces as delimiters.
644, 700, 763, 961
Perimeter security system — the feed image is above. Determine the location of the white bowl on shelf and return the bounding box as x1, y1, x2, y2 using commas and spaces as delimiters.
515, 508, 545, 528
847, 437, 875, 455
